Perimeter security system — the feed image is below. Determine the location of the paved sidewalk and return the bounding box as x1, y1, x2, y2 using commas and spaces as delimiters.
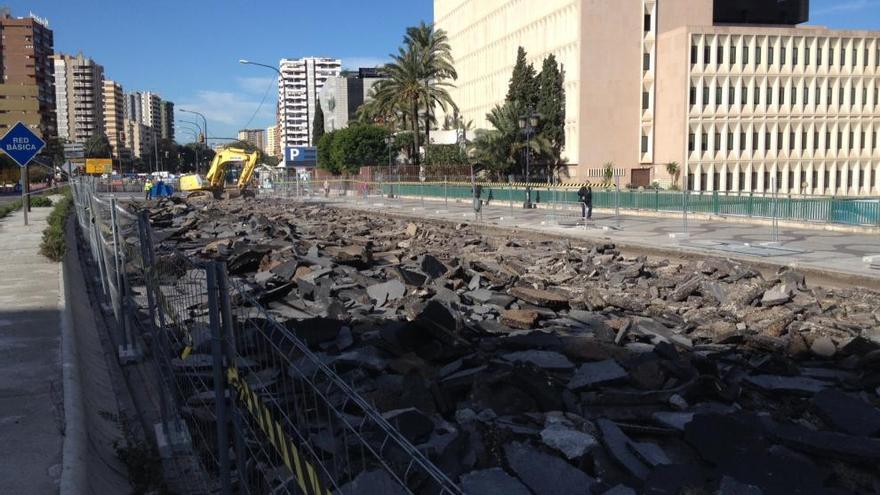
310, 194, 880, 285
0, 206, 63, 494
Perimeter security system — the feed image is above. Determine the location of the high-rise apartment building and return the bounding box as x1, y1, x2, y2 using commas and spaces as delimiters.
266, 124, 280, 157
0, 9, 56, 138
54, 53, 105, 143
124, 91, 143, 123
160, 100, 174, 141
140, 91, 161, 132
237, 128, 266, 150
124, 118, 151, 159
278, 57, 341, 149
435, 0, 880, 196
103, 79, 126, 158
318, 68, 386, 132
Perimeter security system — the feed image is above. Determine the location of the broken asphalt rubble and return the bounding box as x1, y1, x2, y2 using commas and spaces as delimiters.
144, 197, 880, 494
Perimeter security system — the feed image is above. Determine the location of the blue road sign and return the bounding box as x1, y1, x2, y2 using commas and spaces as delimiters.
0, 122, 46, 167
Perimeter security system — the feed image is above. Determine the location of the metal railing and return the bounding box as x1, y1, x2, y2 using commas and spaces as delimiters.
70, 177, 461, 495
258, 179, 880, 227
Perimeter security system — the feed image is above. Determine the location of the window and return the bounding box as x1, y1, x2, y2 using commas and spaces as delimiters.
726, 173, 733, 191
839, 86, 844, 106
755, 86, 761, 105
778, 132, 783, 151
792, 86, 797, 105
851, 86, 856, 105
779, 86, 784, 105
781, 46, 787, 65
765, 171, 772, 189
841, 47, 846, 66
714, 132, 721, 152
728, 132, 734, 151
865, 49, 869, 67
704, 45, 711, 64
864, 87, 869, 106
836, 170, 841, 187
839, 131, 843, 150
859, 168, 865, 188
826, 85, 832, 105
691, 45, 698, 64
643, 53, 651, 71
741, 132, 747, 151
644, 14, 651, 32
768, 86, 774, 105
862, 131, 866, 149
804, 86, 809, 105
829, 48, 834, 66
690, 86, 697, 105
743, 45, 750, 64
756, 45, 762, 64
817, 47, 823, 65
812, 131, 817, 150
813, 170, 818, 188
853, 48, 858, 67
739, 172, 746, 191
701, 132, 708, 152
642, 91, 650, 110
729, 86, 736, 107
752, 172, 758, 190
716, 86, 722, 105
741, 84, 748, 104
641, 135, 649, 153
825, 170, 831, 188
766, 132, 772, 151
850, 131, 854, 149
806, 46, 811, 65
753, 132, 759, 151
848, 170, 853, 187
703, 86, 709, 105
717, 46, 724, 65
826, 131, 832, 150
793, 46, 798, 65
875, 87, 878, 106
768, 46, 775, 65
730, 45, 737, 65
689, 133, 695, 151
790, 132, 795, 151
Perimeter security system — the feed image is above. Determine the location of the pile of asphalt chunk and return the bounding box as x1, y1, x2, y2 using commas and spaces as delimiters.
145, 197, 880, 495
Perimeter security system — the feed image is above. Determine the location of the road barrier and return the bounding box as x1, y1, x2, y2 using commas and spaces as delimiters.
263, 179, 880, 227
70, 177, 461, 495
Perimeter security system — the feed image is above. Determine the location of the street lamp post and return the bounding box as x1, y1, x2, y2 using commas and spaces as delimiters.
518, 112, 540, 208
384, 135, 395, 198
179, 108, 208, 151
240, 59, 286, 167
180, 129, 201, 173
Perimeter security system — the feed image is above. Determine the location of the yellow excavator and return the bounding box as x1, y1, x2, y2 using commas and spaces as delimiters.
179, 147, 261, 199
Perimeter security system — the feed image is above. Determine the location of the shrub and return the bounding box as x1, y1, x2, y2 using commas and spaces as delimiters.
30, 196, 53, 207
40, 189, 73, 261
0, 199, 22, 219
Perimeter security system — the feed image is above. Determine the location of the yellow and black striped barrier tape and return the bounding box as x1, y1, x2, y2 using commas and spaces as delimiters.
227, 366, 331, 495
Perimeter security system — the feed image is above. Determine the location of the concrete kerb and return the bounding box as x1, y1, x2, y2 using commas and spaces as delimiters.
330, 200, 880, 290
60, 232, 88, 495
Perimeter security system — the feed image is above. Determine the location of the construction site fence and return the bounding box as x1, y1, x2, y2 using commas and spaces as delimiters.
263, 178, 880, 227
69, 176, 461, 495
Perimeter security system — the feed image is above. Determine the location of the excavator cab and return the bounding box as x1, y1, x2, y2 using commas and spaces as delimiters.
179, 147, 261, 199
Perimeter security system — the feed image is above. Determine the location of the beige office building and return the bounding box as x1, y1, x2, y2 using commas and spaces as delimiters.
435, 0, 880, 195
103, 80, 127, 158
266, 124, 280, 158
237, 128, 266, 151
54, 53, 104, 143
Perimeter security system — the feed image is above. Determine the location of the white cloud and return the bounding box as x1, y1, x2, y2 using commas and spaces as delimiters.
341, 56, 388, 70
236, 76, 276, 94
814, 0, 880, 15
176, 90, 275, 139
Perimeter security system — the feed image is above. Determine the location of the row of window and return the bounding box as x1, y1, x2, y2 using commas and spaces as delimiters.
686, 169, 876, 192
688, 129, 880, 154
691, 37, 880, 70
689, 81, 880, 109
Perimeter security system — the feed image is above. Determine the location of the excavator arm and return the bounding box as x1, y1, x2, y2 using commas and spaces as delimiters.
181, 146, 261, 197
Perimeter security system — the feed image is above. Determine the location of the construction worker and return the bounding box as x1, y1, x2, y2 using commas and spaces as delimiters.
144, 178, 154, 200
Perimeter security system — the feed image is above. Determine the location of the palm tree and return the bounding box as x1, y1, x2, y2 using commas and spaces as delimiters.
602, 161, 615, 187
470, 103, 549, 178
665, 161, 680, 186
371, 22, 459, 166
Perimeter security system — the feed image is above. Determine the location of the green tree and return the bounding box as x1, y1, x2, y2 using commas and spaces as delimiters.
506, 47, 538, 110
665, 161, 680, 186
312, 100, 325, 144
318, 125, 392, 175
536, 54, 566, 172
370, 22, 458, 166
470, 103, 550, 178
424, 144, 467, 166
317, 131, 339, 173
84, 132, 112, 158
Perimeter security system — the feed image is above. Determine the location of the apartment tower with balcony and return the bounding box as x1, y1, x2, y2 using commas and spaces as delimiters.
0, 9, 56, 138
278, 57, 341, 149
54, 52, 104, 143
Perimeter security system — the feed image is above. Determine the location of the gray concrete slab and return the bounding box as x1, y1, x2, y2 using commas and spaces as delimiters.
0, 205, 63, 494
312, 194, 880, 286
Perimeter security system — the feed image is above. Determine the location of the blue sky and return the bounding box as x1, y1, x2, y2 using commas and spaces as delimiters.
9, 0, 880, 142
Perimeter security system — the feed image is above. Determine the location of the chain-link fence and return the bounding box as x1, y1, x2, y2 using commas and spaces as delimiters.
70, 177, 462, 495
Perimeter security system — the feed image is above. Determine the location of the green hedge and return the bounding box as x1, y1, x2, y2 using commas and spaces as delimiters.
40, 189, 73, 261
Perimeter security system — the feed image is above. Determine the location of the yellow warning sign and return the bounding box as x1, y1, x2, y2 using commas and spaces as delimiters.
85, 158, 112, 175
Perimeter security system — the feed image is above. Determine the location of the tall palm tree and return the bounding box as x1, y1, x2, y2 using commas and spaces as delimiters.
375, 39, 457, 166
405, 22, 458, 146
